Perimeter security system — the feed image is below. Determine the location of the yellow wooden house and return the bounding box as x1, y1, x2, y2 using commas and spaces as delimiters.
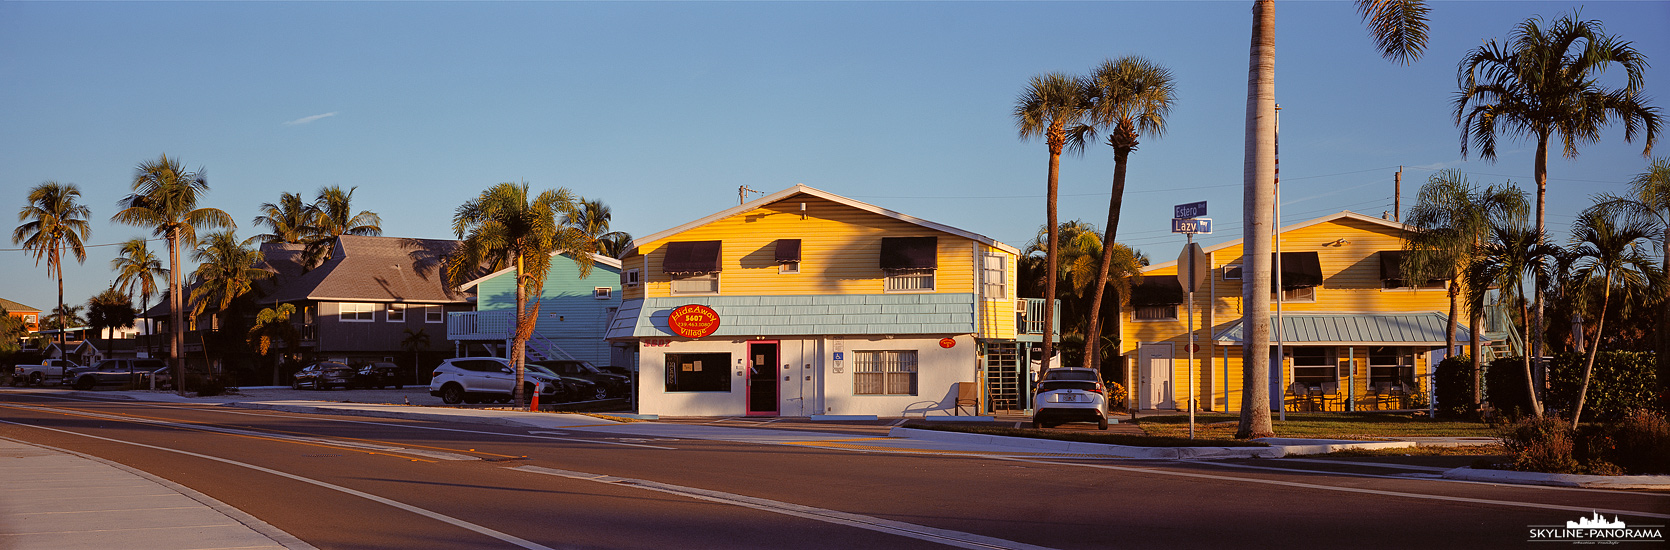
1120, 211, 1471, 413
606, 184, 1052, 417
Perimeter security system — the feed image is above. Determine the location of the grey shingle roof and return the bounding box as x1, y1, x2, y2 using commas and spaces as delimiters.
260, 235, 470, 304
0, 298, 41, 312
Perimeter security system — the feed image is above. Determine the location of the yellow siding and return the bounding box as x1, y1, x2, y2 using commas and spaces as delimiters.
1122, 216, 1452, 411
619, 193, 1021, 341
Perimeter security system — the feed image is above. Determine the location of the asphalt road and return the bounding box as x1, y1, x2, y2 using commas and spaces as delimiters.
2, 390, 1667, 549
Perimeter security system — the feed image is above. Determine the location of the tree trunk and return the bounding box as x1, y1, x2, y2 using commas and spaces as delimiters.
1571, 274, 1612, 428
1083, 145, 1133, 373
1040, 135, 1062, 383
53, 246, 64, 350
1469, 294, 1484, 410
511, 252, 527, 409
1531, 132, 1549, 404
1236, 0, 1276, 439
1445, 280, 1459, 357
1520, 291, 1543, 416
170, 228, 185, 396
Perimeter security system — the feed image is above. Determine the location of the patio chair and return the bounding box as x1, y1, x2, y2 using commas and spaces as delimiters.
1319, 381, 1341, 411
1370, 381, 1393, 410
954, 382, 979, 416
1287, 382, 1312, 412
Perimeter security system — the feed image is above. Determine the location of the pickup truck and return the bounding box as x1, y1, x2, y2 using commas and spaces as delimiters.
65, 359, 167, 390
11, 359, 84, 387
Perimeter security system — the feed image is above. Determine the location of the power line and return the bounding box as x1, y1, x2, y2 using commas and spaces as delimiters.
0, 237, 167, 253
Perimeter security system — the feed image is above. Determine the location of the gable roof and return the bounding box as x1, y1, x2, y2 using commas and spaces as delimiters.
458, 251, 624, 292
629, 184, 1021, 256
0, 298, 40, 313
260, 235, 471, 304
1212, 312, 1470, 346
1142, 211, 1409, 273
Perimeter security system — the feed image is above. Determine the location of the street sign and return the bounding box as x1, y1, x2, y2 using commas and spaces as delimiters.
1174, 201, 1207, 219
1171, 217, 1213, 234
1176, 242, 1208, 292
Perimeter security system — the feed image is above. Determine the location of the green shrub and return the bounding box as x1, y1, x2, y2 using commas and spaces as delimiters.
1434, 355, 1477, 418
1597, 410, 1670, 475
1484, 356, 1537, 417
1497, 410, 1670, 475
1546, 351, 1661, 422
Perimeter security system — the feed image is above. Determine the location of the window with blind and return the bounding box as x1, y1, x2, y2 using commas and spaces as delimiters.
853, 350, 918, 396
982, 254, 1007, 299
671, 272, 719, 295
885, 271, 934, 292
341, 302, 375, 322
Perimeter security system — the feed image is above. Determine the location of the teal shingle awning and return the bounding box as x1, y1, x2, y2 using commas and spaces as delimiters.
1213, 312, 1470, 345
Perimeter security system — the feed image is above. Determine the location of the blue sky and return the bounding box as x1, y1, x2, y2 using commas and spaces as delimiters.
3, 1, 1668, 315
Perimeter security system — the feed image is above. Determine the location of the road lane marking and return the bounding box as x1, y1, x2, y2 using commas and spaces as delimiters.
514, 465, 1058, 550
0, 403, 477, 461
998, 457, 1670, 520
0, 418, 558, 550
6, 396, 677, 450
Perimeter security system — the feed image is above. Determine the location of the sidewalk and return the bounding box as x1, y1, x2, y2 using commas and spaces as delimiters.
0, 437, 312, 550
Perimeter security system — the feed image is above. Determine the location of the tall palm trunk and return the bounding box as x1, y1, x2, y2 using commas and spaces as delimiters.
53, 245, 64, 350
169, 229, 185, 396
1519, 290, 1543, 416
1040, 143, 1061, 380
1571, 273, 1613, 427
511, 252, 527, 409
1083, 144, 1132, 373
1531, 132, 1550, 400
1236, 0, 1276, 439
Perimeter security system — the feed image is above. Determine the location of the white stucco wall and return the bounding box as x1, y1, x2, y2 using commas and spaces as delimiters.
636, 334, 978, 417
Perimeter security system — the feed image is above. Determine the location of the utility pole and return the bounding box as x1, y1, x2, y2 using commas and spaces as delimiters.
1393, 166, 1402, 223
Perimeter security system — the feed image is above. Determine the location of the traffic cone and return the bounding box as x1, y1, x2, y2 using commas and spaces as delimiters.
530, 391, 539, 411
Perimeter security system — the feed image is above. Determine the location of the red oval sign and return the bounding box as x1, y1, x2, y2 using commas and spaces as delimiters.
668, 304, 721, 338
939, 338, 956, 349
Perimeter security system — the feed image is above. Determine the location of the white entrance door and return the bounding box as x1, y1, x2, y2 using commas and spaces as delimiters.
1138, 343, 1175, 410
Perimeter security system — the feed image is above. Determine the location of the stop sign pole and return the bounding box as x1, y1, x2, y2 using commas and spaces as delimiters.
1174, 205, 1211, 439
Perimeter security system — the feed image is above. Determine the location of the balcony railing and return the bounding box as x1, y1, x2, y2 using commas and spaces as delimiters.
449, 310, 514, 340
1017, 298, 1058, 336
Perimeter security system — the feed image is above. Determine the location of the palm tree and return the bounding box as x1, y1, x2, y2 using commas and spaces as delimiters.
111, 238, 167, 340
247, 192, 314, 245
1401, 170, 1527, 408
599, 232, 635, 259
445, 182, 588, 409
400, 328, 431, 386
1468, 220, 1558, 417
1455, 11, 1661, 372
112, 154, 235, 396
304, 185, 382, 268
247, 303, 301, 385
1015, 73, 1093, 379
1237, 0, 1431, 440
86, 287, 137, 340
188, 230, 270, 373
1565, 206, 1661, 426
44, 304, 86, 333
1025, 221, 1105, 343
13, 181, 92, 349
1078, 56, 1176, 373
1627, 158, 1670, 399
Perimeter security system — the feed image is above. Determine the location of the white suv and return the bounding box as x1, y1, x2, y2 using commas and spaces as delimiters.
1033, 367, 1108, 430
429, 357, 562, 405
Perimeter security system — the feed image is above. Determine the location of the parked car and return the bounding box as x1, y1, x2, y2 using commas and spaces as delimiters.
525, 364, 603, 402
429, 357, 563, 405
1033, 367, 1108, 430
350, 362, 404, 389
11, 359, 83, 387
66, 359, 167, 390
293, 362, 355, 390
531, 360, 628, 398
595, 365, 631, 377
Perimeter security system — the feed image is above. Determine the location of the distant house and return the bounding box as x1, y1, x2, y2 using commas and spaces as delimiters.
2, 298, 41, 334
448, 251, 624, 367
1119, 211, 1504, 413
141, 235, 474, 385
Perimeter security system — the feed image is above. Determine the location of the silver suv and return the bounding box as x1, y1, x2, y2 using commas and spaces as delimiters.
1033, 367, 1108, 430
429, 357, 562, 405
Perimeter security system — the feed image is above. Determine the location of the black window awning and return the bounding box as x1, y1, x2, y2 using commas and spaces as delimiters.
662, 241, 722, 274
775, 239, 801, 264
1130, 277, 1184, 306
1274, 251, 1322, 289
880, 236, 937, 270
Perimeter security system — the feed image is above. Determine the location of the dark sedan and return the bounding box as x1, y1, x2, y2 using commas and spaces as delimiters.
293, 362, 354, 390
350, 362, 405, 389
531, 360, 628, 399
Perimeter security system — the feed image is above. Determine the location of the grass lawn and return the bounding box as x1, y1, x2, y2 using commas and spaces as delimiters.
1134, 412, 1500, 441
898, 421, 1269, 447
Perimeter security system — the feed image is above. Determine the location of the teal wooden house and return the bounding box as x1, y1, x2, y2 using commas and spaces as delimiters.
448, 252, 624, 367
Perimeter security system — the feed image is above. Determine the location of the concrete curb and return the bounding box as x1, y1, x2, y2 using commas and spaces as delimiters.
227, 401, 614, 429
889, 427, 1289, 459
1441, 467, 1670, 489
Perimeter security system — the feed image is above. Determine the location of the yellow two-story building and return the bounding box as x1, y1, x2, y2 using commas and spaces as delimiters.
606, 185, 1051, 417
1121, 211, 1472, 413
